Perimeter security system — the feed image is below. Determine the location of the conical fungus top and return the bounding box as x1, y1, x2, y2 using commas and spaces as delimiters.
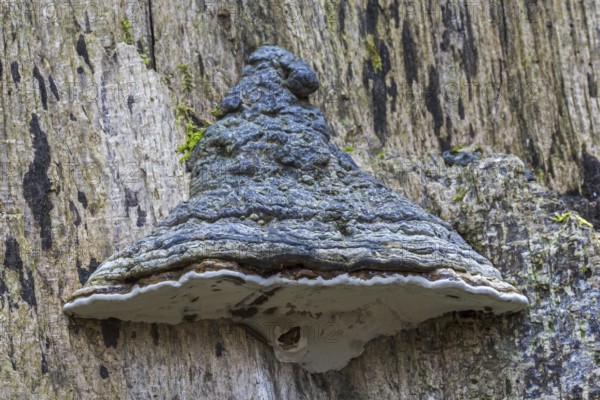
64, 46, 528, 372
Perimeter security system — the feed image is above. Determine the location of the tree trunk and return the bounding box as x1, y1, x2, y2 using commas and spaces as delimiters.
0, 1, 598, 399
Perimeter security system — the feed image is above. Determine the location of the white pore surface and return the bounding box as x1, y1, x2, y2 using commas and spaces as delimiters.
64, 271, 528, 372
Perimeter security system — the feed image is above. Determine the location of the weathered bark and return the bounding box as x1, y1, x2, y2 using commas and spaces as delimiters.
0, 0, 598, 399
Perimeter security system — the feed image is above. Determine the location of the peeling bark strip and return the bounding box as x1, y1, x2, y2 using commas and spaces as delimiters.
10, 61, 20, 84
69, 200, 81, 227
0, 274, 8, 301
3, 236, 36, 308
425, 65, 447, 150
76, 34, 93, 72
136, 206, 147, 227
77, 191, 88, 208
48, 75, 59, 100
32, 66, 48, 110
402, 23, 418, 86
22, 114, 53, 251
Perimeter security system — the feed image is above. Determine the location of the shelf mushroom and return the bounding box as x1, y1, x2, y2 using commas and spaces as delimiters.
64, 46, 528, 373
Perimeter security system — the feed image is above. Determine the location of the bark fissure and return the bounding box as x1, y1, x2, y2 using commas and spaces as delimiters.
148, 0, 157, 71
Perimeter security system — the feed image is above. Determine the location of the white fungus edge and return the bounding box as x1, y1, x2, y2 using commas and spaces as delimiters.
63, 269, 529, 314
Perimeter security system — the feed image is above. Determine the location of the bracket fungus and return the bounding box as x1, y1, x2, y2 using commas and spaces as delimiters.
64, 46, 528, 373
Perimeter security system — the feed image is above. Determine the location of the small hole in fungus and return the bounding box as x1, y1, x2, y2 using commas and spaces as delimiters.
278, 326, 301, 347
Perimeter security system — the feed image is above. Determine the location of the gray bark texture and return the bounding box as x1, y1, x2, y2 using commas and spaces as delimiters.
0, 0, 598, 399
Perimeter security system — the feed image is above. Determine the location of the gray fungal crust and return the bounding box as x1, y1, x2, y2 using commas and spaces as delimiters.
64, 45, 528, 372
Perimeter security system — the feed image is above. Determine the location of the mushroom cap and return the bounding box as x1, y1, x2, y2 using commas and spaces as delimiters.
64, 45, 528, 372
